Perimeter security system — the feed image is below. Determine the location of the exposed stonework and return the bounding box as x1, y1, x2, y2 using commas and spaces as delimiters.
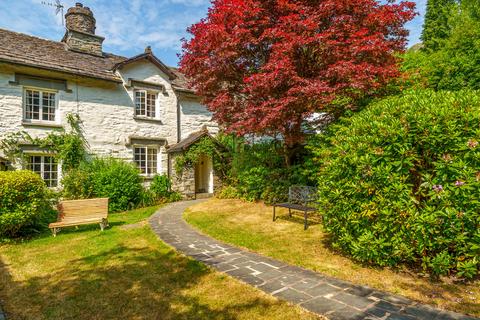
169, 153, 196, 200
63, 30, 104, 56
62, 3, 103, 56
65, 3, 96, 35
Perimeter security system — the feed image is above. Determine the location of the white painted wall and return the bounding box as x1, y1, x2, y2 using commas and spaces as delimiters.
179, 97, 218, 140
0, 60, 217, 180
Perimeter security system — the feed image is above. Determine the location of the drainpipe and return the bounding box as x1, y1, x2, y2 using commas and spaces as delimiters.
176, 100, 181, 143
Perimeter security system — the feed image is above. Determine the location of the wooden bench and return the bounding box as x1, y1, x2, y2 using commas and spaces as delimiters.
49, 198, 109, 237
273, 186, 318, 230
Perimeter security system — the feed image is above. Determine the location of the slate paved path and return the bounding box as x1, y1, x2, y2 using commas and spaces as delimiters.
149, 200, 478, 320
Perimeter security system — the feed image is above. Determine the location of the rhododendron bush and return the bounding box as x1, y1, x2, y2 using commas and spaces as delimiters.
180, 0, 415, 159
312, 90, 480, 278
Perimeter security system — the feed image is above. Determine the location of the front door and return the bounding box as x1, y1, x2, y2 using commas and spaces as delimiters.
195, 154, 213, 194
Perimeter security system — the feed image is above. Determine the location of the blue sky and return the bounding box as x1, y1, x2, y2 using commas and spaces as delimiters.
0, 0, 426, 67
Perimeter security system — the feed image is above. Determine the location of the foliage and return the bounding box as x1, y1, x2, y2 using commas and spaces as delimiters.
403, 0, 480, 91
216, 185, 240, 199
61, 157, 144, 212
311, 90, 480, 278
150, 174, 172, 198
174, 136, 228, 178
220, 139, 314, 203
421, 0, 458, 51
0, 113, 87, 172
180, 0, 415, 149
0, 170, 54, 237
149, 174, 182, 203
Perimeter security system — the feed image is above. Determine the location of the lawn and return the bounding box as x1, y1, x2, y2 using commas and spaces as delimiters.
0, 205, 320, 320
185, 199, 480, 317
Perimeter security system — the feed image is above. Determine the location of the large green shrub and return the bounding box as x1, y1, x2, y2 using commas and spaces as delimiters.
62, 158, 144, 212
0, 170, 53, 237
312, 90, 480, 278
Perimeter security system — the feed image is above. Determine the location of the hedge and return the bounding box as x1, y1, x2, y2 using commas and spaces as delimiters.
312, 90, 480, 278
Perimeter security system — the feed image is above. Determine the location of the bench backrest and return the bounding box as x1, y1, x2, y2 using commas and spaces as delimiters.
57, 198, 108, 223
288, 186, 317, 205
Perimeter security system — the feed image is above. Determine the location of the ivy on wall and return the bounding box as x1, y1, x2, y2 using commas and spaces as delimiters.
0, 113, 88, 172
174, 136, 229, 178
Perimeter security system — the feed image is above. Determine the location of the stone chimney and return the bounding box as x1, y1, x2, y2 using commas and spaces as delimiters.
62, 3, 104, 56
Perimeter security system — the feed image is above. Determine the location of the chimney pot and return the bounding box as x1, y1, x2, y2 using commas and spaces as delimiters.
145, 46, 152, 54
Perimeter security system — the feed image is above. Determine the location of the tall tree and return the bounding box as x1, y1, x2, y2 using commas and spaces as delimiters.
421, 0, 458, 51
404, 0, 480, 90
180, 0, 415, 164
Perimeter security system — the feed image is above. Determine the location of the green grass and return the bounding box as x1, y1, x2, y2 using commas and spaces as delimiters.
185, 199, 480, 317
0, 206, 320, 320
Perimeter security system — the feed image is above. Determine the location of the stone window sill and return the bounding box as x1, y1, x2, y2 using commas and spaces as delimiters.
134, 116, 163, 124
22, 121, 63, 128
142, 175, 157, 180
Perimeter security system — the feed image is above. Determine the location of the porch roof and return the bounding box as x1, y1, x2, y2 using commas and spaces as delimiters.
167, 127, 211, 153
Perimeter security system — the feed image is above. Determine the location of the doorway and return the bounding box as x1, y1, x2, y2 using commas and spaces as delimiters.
194, 154, 213, 194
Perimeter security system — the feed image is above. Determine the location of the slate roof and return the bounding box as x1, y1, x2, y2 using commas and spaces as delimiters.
167, 128, 211, 153
0, 28, 192, 91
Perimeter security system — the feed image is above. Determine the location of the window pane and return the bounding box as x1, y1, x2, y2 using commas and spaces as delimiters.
42, 92, 56, 121
134, 147, 146, 174
43, 156, 58, 187
25, 90, 40, 120
147, 148, 157, 175
135, 91, 146, 116
146, 93, 156, 118
28, 156, 58, 187
29, 156, 42, 173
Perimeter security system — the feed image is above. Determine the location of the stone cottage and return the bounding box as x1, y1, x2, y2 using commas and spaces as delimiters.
0, 3, 220, 199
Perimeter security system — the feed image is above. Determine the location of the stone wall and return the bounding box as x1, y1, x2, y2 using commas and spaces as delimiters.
64, 30, 104, 56
169, 151, 224, 199
169, 152, 196, 200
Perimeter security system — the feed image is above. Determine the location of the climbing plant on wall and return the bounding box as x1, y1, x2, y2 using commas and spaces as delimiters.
174, 136, 229, 178
0, 113, 88, 172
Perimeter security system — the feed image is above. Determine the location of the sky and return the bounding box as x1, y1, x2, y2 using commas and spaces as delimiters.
0, 0, 427, 67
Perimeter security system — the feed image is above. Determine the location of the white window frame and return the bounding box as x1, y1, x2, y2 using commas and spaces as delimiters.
134, 89, 158, 119
23, 87, 59, 123
133, 146, 160, 176
27, 154, 61, 188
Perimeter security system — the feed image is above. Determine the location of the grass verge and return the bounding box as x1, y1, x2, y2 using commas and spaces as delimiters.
185, 199, 480, 317
0, 205, 320, 320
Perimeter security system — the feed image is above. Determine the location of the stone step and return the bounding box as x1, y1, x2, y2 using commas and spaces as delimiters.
196, 193, 214, 199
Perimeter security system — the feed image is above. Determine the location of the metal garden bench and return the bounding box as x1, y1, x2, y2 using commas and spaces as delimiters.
272, 186, 318, 230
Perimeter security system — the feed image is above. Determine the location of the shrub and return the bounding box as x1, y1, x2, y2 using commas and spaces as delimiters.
62, 157, 144, 212
312, 90, 480, 278
148, 174, 182, 204
216, 185, 240, 199
0, 171, 53, 237
150, 174, 172, 198
223, 139, 314, 203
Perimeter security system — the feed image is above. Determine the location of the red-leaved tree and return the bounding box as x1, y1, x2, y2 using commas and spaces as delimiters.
180, 0, 416, 162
